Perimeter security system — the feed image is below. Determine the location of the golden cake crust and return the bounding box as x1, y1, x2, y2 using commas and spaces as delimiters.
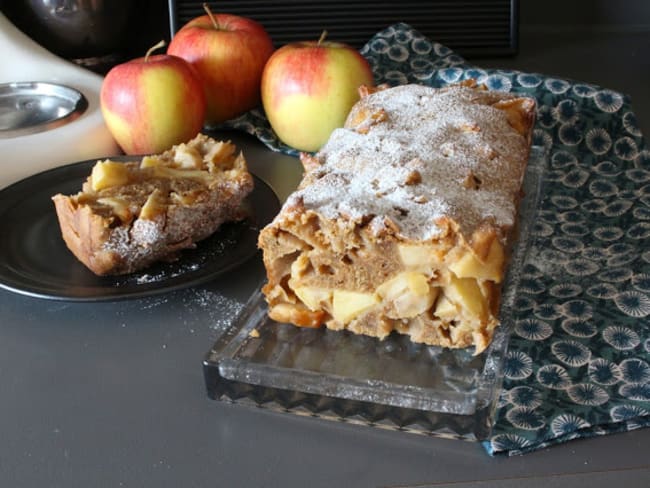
259, 82, 536, 353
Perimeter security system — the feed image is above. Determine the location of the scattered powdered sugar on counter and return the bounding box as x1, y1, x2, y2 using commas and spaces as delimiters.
180, 288, 244, 337
138, 295, 170, 310
115, 287, 245, 341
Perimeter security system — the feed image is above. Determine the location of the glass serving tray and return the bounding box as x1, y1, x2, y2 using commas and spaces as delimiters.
204, 146, 547, 441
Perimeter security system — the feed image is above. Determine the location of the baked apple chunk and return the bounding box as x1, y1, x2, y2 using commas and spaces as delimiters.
259, 82, 535, 353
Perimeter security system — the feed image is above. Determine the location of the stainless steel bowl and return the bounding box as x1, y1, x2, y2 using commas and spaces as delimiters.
7, 0, 136, 59
0, 82, 88, 138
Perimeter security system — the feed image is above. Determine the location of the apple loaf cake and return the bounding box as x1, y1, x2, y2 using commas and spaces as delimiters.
258, 82, 535, 353
52, 134, 254, 276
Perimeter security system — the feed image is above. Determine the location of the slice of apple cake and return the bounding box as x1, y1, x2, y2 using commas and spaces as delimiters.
258, 82, 535, 353
52, 134, 254, 275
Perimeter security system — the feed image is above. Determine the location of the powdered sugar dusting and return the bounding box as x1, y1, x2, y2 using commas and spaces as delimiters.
181, 289, 244, 337
104, 220, 166, 266
115, 288, 244, 342
294, 84, 531, 240
110, 221, 244, 288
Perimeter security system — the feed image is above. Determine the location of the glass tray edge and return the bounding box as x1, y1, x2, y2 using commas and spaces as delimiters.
203, 146, 548, 441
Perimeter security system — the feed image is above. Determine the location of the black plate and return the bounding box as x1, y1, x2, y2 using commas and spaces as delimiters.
0, 157, 280, 301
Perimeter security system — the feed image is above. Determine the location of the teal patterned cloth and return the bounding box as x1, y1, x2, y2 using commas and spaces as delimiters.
224, 23, 650, 455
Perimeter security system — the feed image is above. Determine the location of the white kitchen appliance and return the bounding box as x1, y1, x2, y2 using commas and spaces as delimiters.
0, 12, 120, 189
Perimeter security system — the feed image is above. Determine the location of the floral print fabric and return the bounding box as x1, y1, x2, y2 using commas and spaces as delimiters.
225, 23, 650, 455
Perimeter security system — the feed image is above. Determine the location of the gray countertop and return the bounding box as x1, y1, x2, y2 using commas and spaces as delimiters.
1, 30, 649, 487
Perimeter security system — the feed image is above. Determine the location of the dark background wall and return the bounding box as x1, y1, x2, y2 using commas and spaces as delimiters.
3, 0, 650, 63
520, 0, 650, 32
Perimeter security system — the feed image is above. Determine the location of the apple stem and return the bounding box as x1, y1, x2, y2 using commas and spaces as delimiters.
318, 30, 328, 46
203, 3, 221, 30
145, 40, 166, 62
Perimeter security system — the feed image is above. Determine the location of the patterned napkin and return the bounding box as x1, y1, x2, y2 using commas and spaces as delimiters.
224, 23, 650, 455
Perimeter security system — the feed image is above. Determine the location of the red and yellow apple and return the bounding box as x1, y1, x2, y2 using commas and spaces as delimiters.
100, 41, 206, 155
168, 7, 274, 125
261, 32, 374, 152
